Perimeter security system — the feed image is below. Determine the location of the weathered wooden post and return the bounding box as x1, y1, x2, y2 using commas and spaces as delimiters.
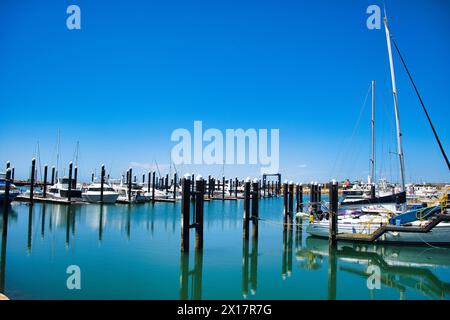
147, 172, 151, 193
235, 177, 238, 198
288, 181, 294, 219
181, 175, 191, 252
309, 182, 315, 214
222, 176, 225, 200
5, 161, 10, 170
263, 175, 266, 198
296, 183, 303, 213
370, 183, 376, 199
191, 173, 195, 202
30, 158, 36, 204
251, 178, 259, 239
128, 168, 132, 202
91, 172, 95, 182
283, 180, 288, 222
51, 166, 55, 185
11, 167, 15, 183
142, 173, 145, 185
100, 164, 105, 204
329, 180, 338, 246
243, 178, 251, 240
165, 174, 169, 193
173, 173, 177, 201
151, 171, 156, 203
43, 165, 48, 198
207, 175, 212, 198
74, 166, 78, 189
68, 162, 73, 202
194, 176, 205, 250
3, 169, 11, 213
318, 183, 322, 203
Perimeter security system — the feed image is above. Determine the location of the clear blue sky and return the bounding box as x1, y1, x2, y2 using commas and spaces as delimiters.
1, 0, 449, 183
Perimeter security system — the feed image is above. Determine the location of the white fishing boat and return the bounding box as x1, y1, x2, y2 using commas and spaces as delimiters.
112, 181, 146, 203
82, 182, 119, 204
48, 177, 82, 199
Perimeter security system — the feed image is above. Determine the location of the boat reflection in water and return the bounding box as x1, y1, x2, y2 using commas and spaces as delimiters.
299, 236, 450, 300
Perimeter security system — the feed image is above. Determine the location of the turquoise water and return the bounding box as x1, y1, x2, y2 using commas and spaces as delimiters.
1, 197, 450, 300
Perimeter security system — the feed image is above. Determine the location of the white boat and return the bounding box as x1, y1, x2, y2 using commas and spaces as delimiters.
0, 172, 21, 204
112, 182, 146, 203
82, 182, 119, 204
48, 177, 82, 199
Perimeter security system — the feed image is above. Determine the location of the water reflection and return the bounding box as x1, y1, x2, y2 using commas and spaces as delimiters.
180, 250, 203, 300
242, 235, 259, 298
303, 237, 450, 299
1, 201, 450, 300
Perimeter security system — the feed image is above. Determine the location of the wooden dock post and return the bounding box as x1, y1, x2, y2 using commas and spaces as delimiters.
11, 167, 14, 183
309, 182, 315, 214
152, 171, 156, 203
30, 158, 36, 204
329, 180, 338, 246
74, 166, 78, 188
147, 172, 151, 193
263, 175, 266, 198
68, 162, 73, 202
194, 176, 205, 250
191, 173, 195, 202
51, 166, 55, 185
243, 178, 251, 240
222, 176, 225, 200
142, 173, 145, 185
283, 181, 288, 222
91, 172, 95, 182
297, 184, 303, 213
181, 175, 191, 252
370, 183, 376, 199
251, 178, 259, 239
43, 165, 48, 198
173, 173, 177, 201
100, 164, 105, 204
288, 181, 294, 219
235, 177, 238, 198
164, 174, 168, 193
128, 168, 132, 202
2, 169, 11, 213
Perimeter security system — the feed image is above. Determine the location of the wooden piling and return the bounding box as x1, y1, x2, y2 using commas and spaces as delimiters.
283, 181, 288, 221
222, 176, 225, 200
329, 180, 338, 246
100, 164, 105, 204
296, 184, 303, 213
68, 162, 73, 202
288, 182, 294, 219
51, 166, 55, 185
173, 173, 177, 201
243, 178, 251, 240
30, 158, 36, 204
43, 165, 48, 198
181, 176, 191, 252
3, 169, 11, 213
152, 171, 156, 203
11, 167, 14, 183
251, 179, 259, 239
74, 166, 78, 188
128, 168, 132, 202
194, 176, 205, 250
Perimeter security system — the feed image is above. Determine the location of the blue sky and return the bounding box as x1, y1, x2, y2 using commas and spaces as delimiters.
0, 0, 449, 183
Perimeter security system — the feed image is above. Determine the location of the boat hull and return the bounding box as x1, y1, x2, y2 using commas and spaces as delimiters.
82, 192, 119, 204
306, 221, 450, 244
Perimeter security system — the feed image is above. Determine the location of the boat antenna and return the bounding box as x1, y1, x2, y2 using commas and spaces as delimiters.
370, 80, 375, 184
390, 39, 450, 170
383, 13, 406, 192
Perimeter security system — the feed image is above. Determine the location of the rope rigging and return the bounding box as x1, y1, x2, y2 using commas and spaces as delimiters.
391, 37, 450, 170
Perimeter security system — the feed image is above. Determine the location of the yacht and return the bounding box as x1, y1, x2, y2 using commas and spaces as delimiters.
112, 181, 146, 203
0, 172, 21, 204
48, 177, 82, 199
82, 182, 119, 204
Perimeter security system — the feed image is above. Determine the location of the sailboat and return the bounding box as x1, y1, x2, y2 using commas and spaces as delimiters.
340, 80, 406, 207
306, 13, 450, 244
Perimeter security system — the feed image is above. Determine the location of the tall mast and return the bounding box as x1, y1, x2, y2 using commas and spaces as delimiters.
383, 15, 405, 192
370, 80, 375, 184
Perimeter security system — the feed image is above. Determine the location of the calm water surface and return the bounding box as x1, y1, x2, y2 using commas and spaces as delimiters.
1, 197, 449, 300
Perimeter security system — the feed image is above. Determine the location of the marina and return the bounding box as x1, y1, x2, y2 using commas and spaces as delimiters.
1, 0, 449, 305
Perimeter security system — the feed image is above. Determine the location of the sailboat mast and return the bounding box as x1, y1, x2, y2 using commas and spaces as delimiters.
370, 80, 375, 184
383, 16, 405, 192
